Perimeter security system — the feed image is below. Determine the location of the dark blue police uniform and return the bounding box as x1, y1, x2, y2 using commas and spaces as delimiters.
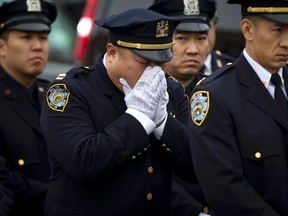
41, 55, 194, 216
0, 0, 57, 215
149, 0, 212, 215
189, 1, 288, 214
190, 53, 288, 215
41, 8, 196, 216
0, 66, 50, 216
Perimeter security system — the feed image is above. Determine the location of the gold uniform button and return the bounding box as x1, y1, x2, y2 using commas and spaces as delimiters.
203, 206, 210, 214
255, 152, 261, 159
18, 159, 25, 166
147, 193, 153, 201
147, 166, 153, 174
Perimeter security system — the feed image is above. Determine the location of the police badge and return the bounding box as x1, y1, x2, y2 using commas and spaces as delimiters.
46, 83, 70, 112
190, 90, 210, 126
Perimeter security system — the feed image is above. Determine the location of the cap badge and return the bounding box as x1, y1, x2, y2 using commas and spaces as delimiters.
26, 0, 42, 12
183, 0, 200, 16
156, 20, 169, 38
191, 90, 210, 126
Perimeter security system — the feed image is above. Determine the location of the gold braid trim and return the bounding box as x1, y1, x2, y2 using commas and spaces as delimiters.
247, 7, 288, 13
116, 40, 174, 50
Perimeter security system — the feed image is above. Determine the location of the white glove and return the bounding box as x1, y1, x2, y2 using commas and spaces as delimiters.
198, 213, 210, 216
154, 75, 168, 127
120, 66, 164, 120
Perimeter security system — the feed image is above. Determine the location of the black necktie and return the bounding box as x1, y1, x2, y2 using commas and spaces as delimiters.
270, 73, 288, 115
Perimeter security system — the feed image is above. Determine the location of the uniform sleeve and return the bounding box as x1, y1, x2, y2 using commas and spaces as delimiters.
189, 89, 280, 216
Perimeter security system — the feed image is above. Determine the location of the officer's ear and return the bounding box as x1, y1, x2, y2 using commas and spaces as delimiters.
241, 18, 253, 42
106, 43, 117, 63
0, 39, 6, 57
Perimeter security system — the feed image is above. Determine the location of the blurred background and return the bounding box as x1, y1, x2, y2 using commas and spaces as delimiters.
0, 0, 244, 81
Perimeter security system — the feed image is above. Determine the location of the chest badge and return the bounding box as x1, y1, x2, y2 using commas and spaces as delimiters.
190, 91, 210, 126
46, 83, 70, 112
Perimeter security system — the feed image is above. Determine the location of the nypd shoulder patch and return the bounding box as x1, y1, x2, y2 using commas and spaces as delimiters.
46, 83, 70, 112
190, 91, 210, 126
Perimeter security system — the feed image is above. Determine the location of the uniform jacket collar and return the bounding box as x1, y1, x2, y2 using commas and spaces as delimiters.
95, 54, 127, 114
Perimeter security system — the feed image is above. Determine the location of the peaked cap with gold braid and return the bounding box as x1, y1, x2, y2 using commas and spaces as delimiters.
227, 0, 288, 24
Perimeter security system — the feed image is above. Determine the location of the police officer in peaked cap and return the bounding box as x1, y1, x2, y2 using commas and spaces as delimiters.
149, 0, 211, 99
0, 0, 57, 33
0, 0, 57, 216
189, 0, 288, 215
149, 0, 212, 216
40, 8, 197, 216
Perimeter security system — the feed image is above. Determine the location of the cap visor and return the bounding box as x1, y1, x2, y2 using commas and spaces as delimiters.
176, 22, 209, 32
9, 23, 51, 32
131, 48, 173, 63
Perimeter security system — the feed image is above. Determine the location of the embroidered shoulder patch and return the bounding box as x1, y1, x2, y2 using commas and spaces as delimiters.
46, 83, 70, 112
190, 91, 210, 126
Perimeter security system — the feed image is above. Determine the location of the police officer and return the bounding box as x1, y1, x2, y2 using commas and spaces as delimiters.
0, 0, 57, 215
149, 0, 212, 215
189, 0, 288, 215
149, 0, 211, 98
199, 0, 235, 77
40, 8, 196, 216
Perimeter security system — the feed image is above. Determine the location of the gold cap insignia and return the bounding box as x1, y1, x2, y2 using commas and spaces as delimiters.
156, 20, 169, 38
183, 0, 200, 15
26, 0, 42, 12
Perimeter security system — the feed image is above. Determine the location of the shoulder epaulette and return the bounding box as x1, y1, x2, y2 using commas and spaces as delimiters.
80, 65, 95, 74
196, 77, 206, 86
167, 75, 179, 83
215, 50, 222, 56
55, 73, 67, 80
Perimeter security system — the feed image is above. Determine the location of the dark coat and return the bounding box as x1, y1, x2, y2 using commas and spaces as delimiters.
40, 56, 195, 216
189, 53, 288, 216
0, 66, 50, 216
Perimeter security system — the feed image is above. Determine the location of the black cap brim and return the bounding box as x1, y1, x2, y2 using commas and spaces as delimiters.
131, 48, 173, 63
260, 14, 288, 25
176, 22, 210, 32
7, 23, 51, 32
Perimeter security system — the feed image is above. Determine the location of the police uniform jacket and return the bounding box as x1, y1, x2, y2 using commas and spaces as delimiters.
0, 66, 50, 216
189, 53, 288, 216
41, 55, 195, 216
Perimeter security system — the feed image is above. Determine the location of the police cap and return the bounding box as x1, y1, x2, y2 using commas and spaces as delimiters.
204, 0, 217, 20
95, 8, 180, 63
227, 0, 288, 25
0, 0, 57, 34
148, 0, 210, 32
